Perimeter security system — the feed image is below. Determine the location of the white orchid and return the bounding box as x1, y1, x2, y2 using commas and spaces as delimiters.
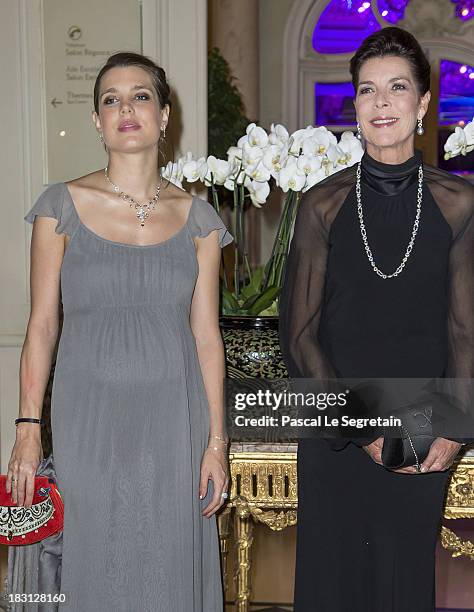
247, 179, 270, 207
297, 154, 322, 176
325, 143, 353, 172
269, 123, 289, 146
303, 167, 328, 192
245, 160, 272, 183
464, 118, 474, 146
262, 144, 288, 179
224, 165, 247, 191
227, 146, 243, 164
246, 123, 269, 148
204, 156, 235, 186
444, 119, 474, 159
338, 130, 364, 164
444, 126, 467, 158
278, 159, 306, 193
182, 156, 208, 183
224, 175, 237, 192
302, 129, 338, 158
162, 159, 184, 188
288, 127, 314, 154
242, 141, 264, 169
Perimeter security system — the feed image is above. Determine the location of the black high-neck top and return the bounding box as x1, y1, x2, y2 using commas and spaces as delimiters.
318, 147, 451, 378
360, 148, 422, 195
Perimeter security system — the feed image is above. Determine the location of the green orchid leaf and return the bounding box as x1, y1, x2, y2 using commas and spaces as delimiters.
221, 287, 240, 313
247, 286, 280, 316
239, 267, 264, 301
240, 296, 260, 312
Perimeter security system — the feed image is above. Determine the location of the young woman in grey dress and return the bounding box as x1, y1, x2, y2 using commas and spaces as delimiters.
6, 52, 233, 611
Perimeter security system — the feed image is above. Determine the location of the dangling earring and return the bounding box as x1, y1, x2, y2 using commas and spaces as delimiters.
158, 127, 167, 167
356, 122, 362, 140
98, 133, 107, 152
416, 118, 424, 136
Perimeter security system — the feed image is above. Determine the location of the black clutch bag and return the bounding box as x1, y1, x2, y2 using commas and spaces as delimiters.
381, 402, 435, 471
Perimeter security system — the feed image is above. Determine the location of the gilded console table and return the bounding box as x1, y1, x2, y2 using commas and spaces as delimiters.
218, 443, 474, 612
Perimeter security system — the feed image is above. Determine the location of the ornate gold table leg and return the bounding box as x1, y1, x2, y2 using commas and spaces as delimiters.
234, 497, 254, 612
217, 505, 233, 594
441, 526, 474, 560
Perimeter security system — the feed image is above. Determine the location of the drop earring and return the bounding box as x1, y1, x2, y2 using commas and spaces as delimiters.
98, 132, 107, 152
356, 122, 362, 140
161, 126, 167, 139
416, 118, 424, 136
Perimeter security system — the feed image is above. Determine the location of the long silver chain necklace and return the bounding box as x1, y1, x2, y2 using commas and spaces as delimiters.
104, 167, 163, 227
356, 161, 423, 279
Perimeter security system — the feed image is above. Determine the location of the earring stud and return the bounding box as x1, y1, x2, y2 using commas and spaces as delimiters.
416, 118, 424, 136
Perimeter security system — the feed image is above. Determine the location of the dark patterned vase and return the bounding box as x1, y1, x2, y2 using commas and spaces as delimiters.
219, 316, 288, 380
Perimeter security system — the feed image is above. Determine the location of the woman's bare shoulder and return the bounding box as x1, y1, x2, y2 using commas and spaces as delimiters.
160, 181, 194, 220
65, 170, 104, 189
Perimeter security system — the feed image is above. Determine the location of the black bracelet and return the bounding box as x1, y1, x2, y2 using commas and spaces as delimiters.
15, 418, 44, 425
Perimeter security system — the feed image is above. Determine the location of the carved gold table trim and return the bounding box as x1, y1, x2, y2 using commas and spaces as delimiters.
218, 448, 474, 612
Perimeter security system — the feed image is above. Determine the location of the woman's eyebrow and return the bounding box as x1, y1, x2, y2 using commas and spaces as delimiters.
100, 85, 153, 96
358, 76, 411, 86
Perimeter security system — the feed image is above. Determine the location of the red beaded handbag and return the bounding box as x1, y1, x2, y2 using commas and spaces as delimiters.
0, 475, 64, 545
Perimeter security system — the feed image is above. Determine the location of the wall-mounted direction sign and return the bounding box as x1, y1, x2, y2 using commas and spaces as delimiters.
42, 0, 141, 183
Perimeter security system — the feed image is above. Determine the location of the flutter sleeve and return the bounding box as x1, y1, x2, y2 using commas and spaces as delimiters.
187, 196, 234, 248
24, 183, 77, 236
278, 187, 337, 379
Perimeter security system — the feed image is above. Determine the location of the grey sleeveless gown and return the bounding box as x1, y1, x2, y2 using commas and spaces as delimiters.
23, 183, 233, 611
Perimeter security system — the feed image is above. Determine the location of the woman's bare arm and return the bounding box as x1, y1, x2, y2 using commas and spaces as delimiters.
7, 216, 65, 507
190, 230, 229, 518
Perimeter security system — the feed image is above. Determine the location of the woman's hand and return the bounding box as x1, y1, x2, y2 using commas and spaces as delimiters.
200, 446, 229, 518
362, 436, 384, 465
419, 438, 463, 473
363, 436, 420, 474
6, 431, 43, 508
363, 436, 463, 474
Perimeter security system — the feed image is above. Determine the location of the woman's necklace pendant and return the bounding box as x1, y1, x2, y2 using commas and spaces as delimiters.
104, 167, 162, 228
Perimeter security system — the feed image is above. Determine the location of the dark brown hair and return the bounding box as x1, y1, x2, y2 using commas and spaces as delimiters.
93, 51, 172, 113
350, 27, 431, 96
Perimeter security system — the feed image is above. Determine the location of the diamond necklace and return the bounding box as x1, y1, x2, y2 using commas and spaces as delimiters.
104, 167, 163, 227
356, 160, 423, 279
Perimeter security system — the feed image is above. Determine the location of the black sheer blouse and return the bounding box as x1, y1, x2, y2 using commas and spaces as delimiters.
279, 148, 473, 445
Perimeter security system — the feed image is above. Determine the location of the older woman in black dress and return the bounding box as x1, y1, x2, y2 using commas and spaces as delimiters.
279, 27, 473, 612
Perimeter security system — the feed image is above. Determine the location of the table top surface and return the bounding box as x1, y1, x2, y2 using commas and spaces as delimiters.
229, 441, 474, 457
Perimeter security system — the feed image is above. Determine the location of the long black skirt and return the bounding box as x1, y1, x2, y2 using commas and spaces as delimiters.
294, 438, 451, 612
